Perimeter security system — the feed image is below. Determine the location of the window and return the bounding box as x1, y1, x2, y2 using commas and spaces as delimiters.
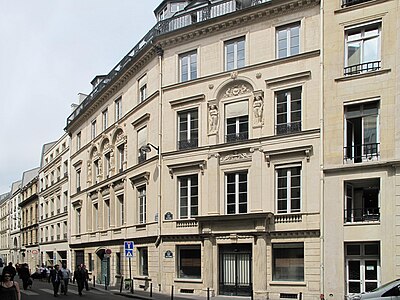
276, 87, 302, 135
76, 169, 81, 193
140, 84, 147, 102
76, 132, 81, 151
345, 242, 380, 294
117, 194, 124, 226
273, 243, 304, 281
226, 171, 247, 214
115, 98, 122, 122
344, 101, 379, 163
102, 109, 108, 131
93, 160, 99, 184
137, 127, 147, 163
93, 203, 98, 230
138, 186, 146, 224
345, 22, 381, 75
116, 252, 121, 275
225, 101, 248, 142
88, 253, 94, 271
180, 50, 197, 82
276, 23, 300, 58
178, 175, 198, 219
139, 248, 148, 276
342, 0, 372, 7
178, 246, 201, 279
104, 152, 111, 178
76, 208, 81, 234
178, 109, 198, 150
344, 179, 380, 223
91, 120, 97, 139
225, 37, 245, 71
117, 144, 125, 172
276, 166, 301, 214
104, 199, 110, 228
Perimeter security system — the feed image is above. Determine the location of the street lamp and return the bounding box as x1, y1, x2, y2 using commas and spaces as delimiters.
139, 143, 159, 154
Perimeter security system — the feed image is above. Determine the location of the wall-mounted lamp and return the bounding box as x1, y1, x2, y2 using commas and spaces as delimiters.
140, 143, 159, 154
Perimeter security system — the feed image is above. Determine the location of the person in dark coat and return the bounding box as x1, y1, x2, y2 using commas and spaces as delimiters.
18, 264, 30, 290
82, 264, 89, 291
3, 263, 17, 281
49, 264, 63, 297
73, 265, 85, 296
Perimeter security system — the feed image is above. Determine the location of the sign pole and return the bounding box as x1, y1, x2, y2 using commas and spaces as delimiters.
129, 256, 133, 293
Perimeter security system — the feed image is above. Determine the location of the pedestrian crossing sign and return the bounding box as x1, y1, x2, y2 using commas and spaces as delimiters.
124, 241, 134, 257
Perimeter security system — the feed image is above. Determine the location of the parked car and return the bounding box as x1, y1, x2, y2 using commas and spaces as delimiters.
348, 279, 400, 299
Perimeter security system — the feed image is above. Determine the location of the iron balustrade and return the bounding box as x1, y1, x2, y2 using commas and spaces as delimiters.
276, 121, 301, 135
226, 131, 248, 143
344, 207, 380, 223
342, 0, 372, 7
66, 0, 270, 128
178, 139, 198, 150
343, 142, 379, 163
344, 61, 381, 76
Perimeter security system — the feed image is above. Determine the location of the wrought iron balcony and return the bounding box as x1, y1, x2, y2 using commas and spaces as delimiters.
178, 139, 198, 150
66, 0, 270, 129
344, 61, 381, 76
342, 0, 373, 7
344, 143, 380, 163
344, 207, 380, 223
276, 121, 301, 135
226, 131, 248, 143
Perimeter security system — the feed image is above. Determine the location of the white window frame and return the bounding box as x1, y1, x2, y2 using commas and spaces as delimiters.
91, 120, 97, 139
139, 84, 147, 102
102, 109, 108, 131
177, 109, 199, 149
224, 36, 245, 71
225, 171, 248, 214
276, 22, 300, 59
179, 50, 197, 82
76, 132, 81, 151
275, 164, 302, 214
275, 87, 302, 134
138, 186, 146, 224
115, 98, 122, 122
178, 175, 199, 219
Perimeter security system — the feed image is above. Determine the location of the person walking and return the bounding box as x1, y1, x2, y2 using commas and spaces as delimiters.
73, 265, 85, 296
3, 263, 17, 281
60, 264, 71, 295
82, 264, 90, 291
0, 271, 21, 300
18, 264, 31, 290
49, 264, 63, 297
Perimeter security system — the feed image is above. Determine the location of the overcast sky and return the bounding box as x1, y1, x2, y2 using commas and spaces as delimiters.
0, 0, 160, 194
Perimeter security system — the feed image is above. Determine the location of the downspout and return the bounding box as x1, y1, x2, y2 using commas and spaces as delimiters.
319, 0, 325, 298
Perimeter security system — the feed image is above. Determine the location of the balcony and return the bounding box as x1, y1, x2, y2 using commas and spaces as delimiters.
226, 132, 248, 143
276, 121, 301, 135
344, 143, 380, 163
178, 139, 198, 150
66, 0, 269, 129
342, 0, 373, 7
344, 208, 380, 223
344, 61, 381, 76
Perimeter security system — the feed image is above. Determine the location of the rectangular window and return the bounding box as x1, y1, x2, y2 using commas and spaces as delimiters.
76, 208, 81, 234
93, 160, 99, 184
344, 101, 379, 163
178, 109, 198, 150
178, 246, 201, 279
139, 84, 147, 102
116, 252, 121, 275
178, 175, 198, 219
93, 203, 98, 230
225, 101, 249, 143
139, 248, 149, 276
273, 243, 304, 281
118, 144, 125, 172
77, 132, 81, 151
88, 253, 94, 271
102, 109, 108, 131
115, 98, 122, 121
276, 87, 302, 135
117, 194, 124, 226
138, 186, 146, 224
76, 169, 81, 193
104, 152, 111, 178
276, 22, 300, 59
226, 171, 247, 214
137, 127, 147, 163
180, 50, 197, 82
345, 22, 381, 75
276, 166, 301, 214
91, 120, 97, 139
344, 179, 380, 223
225, 37, 245, 71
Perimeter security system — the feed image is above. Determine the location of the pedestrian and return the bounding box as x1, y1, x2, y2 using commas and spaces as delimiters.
18, 264, 31, 290
49, 264, 63, 297
60, 263, 71, 295
0, 271, 21, 300
73, 265, 85, 296
82, 264, 90, 291
3, 263, 17, 281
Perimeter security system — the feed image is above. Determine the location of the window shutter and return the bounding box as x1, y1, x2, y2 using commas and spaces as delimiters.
137, 127, 147, 148
225, 100, 248, 118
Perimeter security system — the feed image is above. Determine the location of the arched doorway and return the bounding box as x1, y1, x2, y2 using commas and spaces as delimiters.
96, 249, 110, 284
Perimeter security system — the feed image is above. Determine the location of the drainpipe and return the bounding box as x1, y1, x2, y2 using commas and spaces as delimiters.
319, 0, 325, 299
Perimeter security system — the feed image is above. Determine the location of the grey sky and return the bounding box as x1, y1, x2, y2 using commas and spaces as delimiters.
0, 0, 160, 194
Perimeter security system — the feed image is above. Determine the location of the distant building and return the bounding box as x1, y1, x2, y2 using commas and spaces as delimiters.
9, 180, 22, 264
0, 192, 11, 263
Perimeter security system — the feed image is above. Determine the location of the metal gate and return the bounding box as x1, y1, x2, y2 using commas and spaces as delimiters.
219, 244, 252, 296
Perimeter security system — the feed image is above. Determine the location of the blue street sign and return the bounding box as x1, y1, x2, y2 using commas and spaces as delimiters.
124, 241, 134, 257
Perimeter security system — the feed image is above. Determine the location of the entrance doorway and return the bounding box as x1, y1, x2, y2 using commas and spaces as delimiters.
96, 249, 110, 284
219, 244, 252, 296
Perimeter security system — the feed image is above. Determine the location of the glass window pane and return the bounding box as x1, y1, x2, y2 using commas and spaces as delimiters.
363, 38, 379, 62
347, 42, 361, 66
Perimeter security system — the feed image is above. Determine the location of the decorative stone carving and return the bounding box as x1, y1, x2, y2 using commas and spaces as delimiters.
98, 159, 103, 176
208, 104, 219, 134
253, 95, 264, 127
116, 131, 125, 144
110, 150, 115, 170
87, 162, 92, 184
102, 140, 109, 152
230, 71, 238, 80
208, 84, 214, 90
223, 84, 251, 98
220, 151, 252, 164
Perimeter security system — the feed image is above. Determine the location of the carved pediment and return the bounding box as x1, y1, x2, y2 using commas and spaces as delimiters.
223, 84, 252, 98
220, 151, 252, 165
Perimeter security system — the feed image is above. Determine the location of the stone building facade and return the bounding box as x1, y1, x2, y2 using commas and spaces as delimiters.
0, 192, 11, 264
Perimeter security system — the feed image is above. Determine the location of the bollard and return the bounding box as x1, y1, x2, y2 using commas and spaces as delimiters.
120, 276, 124, 293
104, 276, 107, 290
130, 279, 134, 294
251, 287, 254, 300
207, 287, 210, 300
150, 282, 153, 297
171, 285, 174, 300
93, 276, 96, 288
299, 292, 303, 300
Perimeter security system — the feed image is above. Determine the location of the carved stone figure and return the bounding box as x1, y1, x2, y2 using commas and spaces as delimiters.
98, 159, 103, 175
87, 162, 92, 184
209, 104, 219, 134
253, 95, 264, 126
110, 150, 115, 170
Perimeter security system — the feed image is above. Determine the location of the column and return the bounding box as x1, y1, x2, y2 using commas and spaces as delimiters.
202, 236, 215, 296
253, 235, 267, 299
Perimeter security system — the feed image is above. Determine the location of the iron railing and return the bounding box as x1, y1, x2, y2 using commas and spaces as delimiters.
226, 131, 248, 143
342, 0, 372, 7
344, 61, 381, 76
343, 143, 379, 163
276, 121, 301, 135
178, 139, 198, 150
344, 207, 380, 223
66, 0, 270, 128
